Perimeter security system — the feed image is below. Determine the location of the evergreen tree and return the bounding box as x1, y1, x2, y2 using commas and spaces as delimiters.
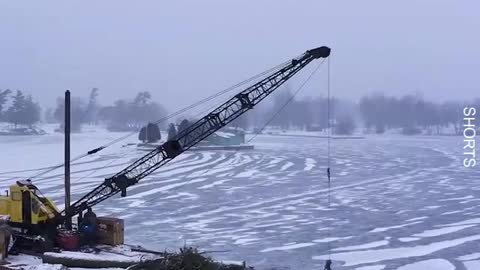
54, 96, 86, 132
138, 123, 161, 143
178, 119, 190, 133
23, 95, 41, 126
167, 123, 177, 141
334, 114, 356, 135
0, 89, 11, 121
5, 91, 40, 127
5, 90, 26, 127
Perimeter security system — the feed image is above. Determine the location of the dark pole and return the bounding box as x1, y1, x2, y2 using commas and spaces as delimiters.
64, 90, 72, 230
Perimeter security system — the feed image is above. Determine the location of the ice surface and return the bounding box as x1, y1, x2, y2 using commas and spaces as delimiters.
313, 236, 353, 243
234, 169, 258, 178
304, 158, 316, 171
370, 221, 423, 233
439, 195, 474, 201
439, 217, 480, 227
260, 242, 316, 252
405, 216, 428, 222
314, 235, 480, 266
440, 210, 463, 215
412, 224, 475, 237
355, 266, 385, 270
395, 259, 454, 270
398, 237, 419, 242
233, 237, 260, 245
458, 253, 480, 261
463, 260, 480, 270
280, 161, 294, 171
1, 128, 478, 269
332, 240, 389, 251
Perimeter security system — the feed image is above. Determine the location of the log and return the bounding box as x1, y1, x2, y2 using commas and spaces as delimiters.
130, 247, 165, 256
42, 253, 139, 269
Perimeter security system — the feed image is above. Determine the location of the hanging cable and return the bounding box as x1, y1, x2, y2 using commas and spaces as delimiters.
324, 56, 333, 270
69, 73, 266, 187
140, 59, 326, 205
68, 83, 238, 186
26, 57, 299, 187
23, 58, 296, 180
98, 58, 294, 150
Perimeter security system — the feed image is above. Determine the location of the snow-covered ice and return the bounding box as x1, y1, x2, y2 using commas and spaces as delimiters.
260, 242, 316, 252
1, 128, 478, 269
398, 237, 419, 242
355, 266, 385, 270
458, 253, 480, 261
395, 259, 454, 270
463, 260, 480, 270
304, 158, 316, 171
313, 236, 353, 243
313, 235, 480, 266
412, 224, 476, 237
369, 221, 423, 233
332, 240, 389, 252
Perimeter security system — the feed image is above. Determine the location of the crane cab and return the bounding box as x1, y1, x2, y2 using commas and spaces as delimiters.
0, 180, 59, 228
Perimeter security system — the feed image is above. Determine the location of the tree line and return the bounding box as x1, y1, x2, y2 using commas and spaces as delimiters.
45, 89, 168, 133
97, 91, 167, 132
229, 90, 478, 136
1, 87, 476, 136
358, 94, 477, 135
0, 88, 169, 133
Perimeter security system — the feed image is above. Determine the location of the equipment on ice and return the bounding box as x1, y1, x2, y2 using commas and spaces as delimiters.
0, 46, 331, 253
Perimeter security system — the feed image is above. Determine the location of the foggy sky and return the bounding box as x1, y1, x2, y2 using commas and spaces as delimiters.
0, 0, 478, 112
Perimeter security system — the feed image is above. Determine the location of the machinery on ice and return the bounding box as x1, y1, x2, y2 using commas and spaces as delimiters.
0, 46, 331, 253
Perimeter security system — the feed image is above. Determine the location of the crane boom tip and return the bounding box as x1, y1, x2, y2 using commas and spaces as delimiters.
307, 46, 331, 59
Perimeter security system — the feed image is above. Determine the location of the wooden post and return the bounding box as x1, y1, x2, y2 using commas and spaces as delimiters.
0, 230, 5, 261
64, 90, 72, 230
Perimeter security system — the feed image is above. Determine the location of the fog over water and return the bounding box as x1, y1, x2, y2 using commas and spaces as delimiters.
0, 0, 478, 111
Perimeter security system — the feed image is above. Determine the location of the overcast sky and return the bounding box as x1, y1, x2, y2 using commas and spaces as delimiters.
0, 0, 478, 111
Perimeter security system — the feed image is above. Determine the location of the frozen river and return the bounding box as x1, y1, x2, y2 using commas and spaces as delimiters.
0, 129, 479, 270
